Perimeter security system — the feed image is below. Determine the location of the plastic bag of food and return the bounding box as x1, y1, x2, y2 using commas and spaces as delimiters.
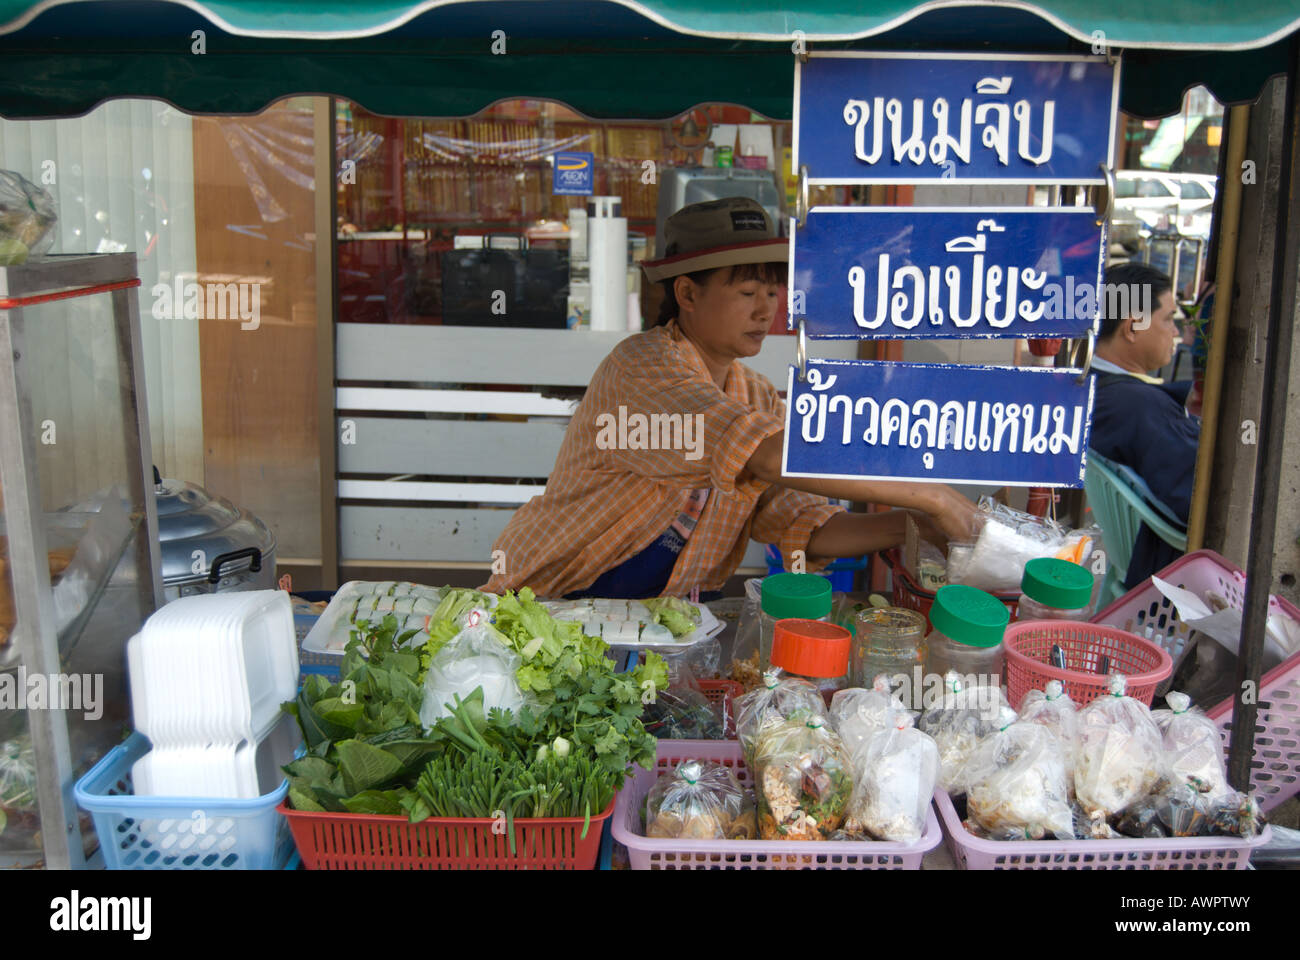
830, 675, 906, 758
843, 712, 938, 844
753, 714, 852, 841
963, 706, 1074, 841
734, 670, 828, 769
645, 760, 754, 839
0, 170, 57, 265
733, 577, 763, 662
641, 661, 726, 739
1208, 790, 1265, 839
1152, 691, 1229, 799
918, 672, 1008, 794
1074, 674, 1165, 826
1017, 680, 1080, 789
0, 737, 36, 815
419, 620, 529, 728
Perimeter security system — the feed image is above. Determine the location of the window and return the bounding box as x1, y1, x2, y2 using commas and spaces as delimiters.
1136, 178, 1175, 198
1180, 179, 1211, 199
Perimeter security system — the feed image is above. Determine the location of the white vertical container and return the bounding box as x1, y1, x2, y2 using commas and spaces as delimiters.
587, 195, 627, 332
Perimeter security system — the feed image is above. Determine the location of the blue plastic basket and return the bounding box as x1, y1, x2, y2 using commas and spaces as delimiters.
764, 545, 867, 592
74, 733, 294, 870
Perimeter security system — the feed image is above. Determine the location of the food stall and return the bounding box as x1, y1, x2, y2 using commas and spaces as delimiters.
0, 0, 1298, 879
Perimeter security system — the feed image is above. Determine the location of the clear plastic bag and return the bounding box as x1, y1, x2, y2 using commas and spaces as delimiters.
752, 714, 852, 841
953, 497, 1100, 594
1152, 691, 1230, 799
419, 620, 529, 728
963, 707, 1074, 841
732, 577, 763, 662
1074, 675, 1165, 825
918, 672, 1008, 794
0, 170, 57, 264
641, 661, 726, 739
830, 674, 906, 758
734, 670, 828, 769
644, 760, 755, 839
0, 737, 36, 813
843, 712, 938, 844
660, 636, 721, 680
1016, 680, 1080, 792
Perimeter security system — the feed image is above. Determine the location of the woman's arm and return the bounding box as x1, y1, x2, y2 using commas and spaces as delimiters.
744, 432, 977, 543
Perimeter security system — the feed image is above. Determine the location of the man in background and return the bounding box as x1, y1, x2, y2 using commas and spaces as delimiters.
1089, 262, 1197, 587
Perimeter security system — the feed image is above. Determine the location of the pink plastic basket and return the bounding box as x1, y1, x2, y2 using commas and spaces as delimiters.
934, 790, 1269, 870
1092, 549, 1300, 813
612, 739, 941, 870
1003, 621, 1172, 709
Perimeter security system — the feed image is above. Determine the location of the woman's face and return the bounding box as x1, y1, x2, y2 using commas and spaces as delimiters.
676, 267, 783, 360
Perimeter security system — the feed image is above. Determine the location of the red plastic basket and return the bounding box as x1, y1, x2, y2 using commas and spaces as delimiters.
279, 799, 613, 870
1003, 620, 1173, 708
883, 548, 1018, 633
698, 679, 743, 737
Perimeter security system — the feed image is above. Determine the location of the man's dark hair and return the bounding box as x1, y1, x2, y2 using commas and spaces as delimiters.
1099, 262, 1173, 340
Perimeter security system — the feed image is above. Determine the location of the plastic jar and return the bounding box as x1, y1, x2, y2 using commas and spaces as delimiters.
1017, 557, 1097, 622
770, 618, 852, 699
758, 573, 832, 668
924, 584, 1011, 684
851, 606, 927, 689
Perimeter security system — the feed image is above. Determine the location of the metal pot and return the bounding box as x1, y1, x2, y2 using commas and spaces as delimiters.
154, 476, 277, 602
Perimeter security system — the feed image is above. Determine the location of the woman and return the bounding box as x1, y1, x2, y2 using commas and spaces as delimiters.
484, 197, 975, 600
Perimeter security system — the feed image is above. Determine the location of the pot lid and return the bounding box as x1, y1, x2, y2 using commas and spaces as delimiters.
155, 478, 276, 583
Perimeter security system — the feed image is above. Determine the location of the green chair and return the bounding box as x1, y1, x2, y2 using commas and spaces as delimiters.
1084, 452, 1190, 608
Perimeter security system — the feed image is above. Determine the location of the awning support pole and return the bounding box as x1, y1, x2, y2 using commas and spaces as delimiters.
1229, 37, 1300, 790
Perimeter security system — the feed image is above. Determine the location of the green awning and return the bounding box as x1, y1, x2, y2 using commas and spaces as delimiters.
0, 1, 1294, 120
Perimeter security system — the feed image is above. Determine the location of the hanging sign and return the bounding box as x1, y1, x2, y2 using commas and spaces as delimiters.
783, 359, 1095, 487
552, 151, 595, 195
794, 53, 1119, 184
791, 207, 1104, 339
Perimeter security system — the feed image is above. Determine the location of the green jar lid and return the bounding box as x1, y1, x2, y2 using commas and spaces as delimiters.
929, 584, 1010, 648
1021, 557, 1095, 610
761, 573, 832, 620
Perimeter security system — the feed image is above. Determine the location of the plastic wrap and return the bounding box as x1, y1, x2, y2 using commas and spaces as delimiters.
918, 672, 1008, 794
1017, 680, 1080, 791
418, 620, 529, 728
963, 707, 1074, 841
734, 670, 828, 769
1152, 691, 1230, 799
0, 170, 57, 264
843, 713, 938, 844
1074, 675, 1165, 826
830, 675, 906, 758
645, 760, 755, 840
752, 715, 852, 841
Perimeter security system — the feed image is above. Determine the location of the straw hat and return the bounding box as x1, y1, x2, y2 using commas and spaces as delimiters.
641, 197, 787, 283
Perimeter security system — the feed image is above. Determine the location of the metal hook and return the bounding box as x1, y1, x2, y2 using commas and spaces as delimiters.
796, 165, 810, 228
1094, 163, 1115, 226
1073, 330, 1096, 383
796, 317, 808, 382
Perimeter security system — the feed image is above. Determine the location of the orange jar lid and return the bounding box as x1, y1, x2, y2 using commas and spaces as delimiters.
770, 618, 851, 678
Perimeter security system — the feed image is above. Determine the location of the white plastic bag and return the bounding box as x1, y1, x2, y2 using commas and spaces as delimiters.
918, 672, 1008, 794
1074, 675, 1165, 825
964, 707, 1074, 841
733, 670, 828, 769
843, 713, 938, 844
1152, 691, 1230, 799
1017, 680, 1080, 791
830, 674, 906, 758
419, 620, 528, 728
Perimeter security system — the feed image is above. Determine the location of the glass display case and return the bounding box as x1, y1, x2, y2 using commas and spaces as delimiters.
0, 253, 163, 868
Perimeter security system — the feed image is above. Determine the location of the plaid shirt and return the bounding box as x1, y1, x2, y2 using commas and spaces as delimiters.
482, 321, 844, 598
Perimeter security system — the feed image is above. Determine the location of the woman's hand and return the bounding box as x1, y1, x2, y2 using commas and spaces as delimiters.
919, 486, 978, 546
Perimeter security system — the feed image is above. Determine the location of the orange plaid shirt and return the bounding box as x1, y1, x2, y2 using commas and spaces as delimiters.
482, 321, 844, 598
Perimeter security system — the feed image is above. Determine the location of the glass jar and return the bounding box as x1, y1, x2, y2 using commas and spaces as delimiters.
758, 573, 832, 668
925, 584, 1011, 684
770, 618, 852, 699
1017, 557, 1097, 622
851, 606, 927, 692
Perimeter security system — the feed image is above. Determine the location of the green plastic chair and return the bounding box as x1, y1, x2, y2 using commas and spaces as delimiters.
1084, 453, 1190, 608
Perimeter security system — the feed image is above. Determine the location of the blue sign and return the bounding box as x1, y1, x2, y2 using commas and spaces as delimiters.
553, 151, 595, 196
794, 54, 1119, 183
792, 208, 1104, 339
783, 359, 1095, 487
